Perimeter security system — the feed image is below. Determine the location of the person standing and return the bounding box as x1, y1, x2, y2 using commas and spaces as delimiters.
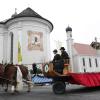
60, 47, 70, 64
32, 63, 37, 76
53, 49, 61, 62
52, 49, 63, 74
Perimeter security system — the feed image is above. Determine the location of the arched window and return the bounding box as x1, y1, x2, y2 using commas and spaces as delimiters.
82, 58, 85, 66
89, 58, 92, 67
10, 32, 13, 64
95, 58, 98, 67
84, 68, 86, 72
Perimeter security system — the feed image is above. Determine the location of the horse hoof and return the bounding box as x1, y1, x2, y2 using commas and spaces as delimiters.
11, 92, 15, 95
14, 90, 19, 93
27, 90, 30, 92
4, 89, 8, 92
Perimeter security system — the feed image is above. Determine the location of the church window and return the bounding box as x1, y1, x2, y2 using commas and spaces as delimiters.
82, 58, 85, 66
89, 58, 92, 67
84, 68, 86, 72
10, 32, 13, 64
95, 58, 98, 67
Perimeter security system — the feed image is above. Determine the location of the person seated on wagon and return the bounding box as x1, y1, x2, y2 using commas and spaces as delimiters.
53, 49, 61, 63
60, 47, 70, 64
52, 49, 64, 74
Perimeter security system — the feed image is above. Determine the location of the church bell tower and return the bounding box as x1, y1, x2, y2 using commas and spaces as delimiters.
66, 26, 74, 72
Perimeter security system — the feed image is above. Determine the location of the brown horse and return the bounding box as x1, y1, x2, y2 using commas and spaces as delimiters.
3, 64, 31, 93
0, 64, 4, 86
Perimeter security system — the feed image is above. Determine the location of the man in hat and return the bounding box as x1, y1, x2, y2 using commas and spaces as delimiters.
60, 47, 70, 64
53, 49, 61, 62
52, 49, 63, 74
32, 63, 37, 76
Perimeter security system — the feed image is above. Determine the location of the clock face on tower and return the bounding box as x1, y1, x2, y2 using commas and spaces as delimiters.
27, 30, 43, 51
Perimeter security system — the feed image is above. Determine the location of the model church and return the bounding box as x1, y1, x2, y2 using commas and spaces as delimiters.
66, 26, 100, 73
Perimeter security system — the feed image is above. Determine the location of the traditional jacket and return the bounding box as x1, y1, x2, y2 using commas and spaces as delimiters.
53, 54, 61, 62
61, 51, 70, 59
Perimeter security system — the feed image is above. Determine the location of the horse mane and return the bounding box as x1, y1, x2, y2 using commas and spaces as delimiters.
0, 63, 4, 75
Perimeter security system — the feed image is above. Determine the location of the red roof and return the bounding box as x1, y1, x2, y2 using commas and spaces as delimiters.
74, 43, 96, 56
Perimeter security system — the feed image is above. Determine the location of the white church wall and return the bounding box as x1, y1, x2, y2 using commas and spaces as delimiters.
3, 33, 8, 63
95, 57, 100, 72
77, 55, 100, 73
73, 55, 80, 72
6, 30, 18, 64
73, 55, 99, 73
7, 18, 51, 64
21, 24, 49, 64
86, 56, 97, 72
0, 25, 8, 63
77, 56, 84, 72
6, 33, 10, 63
0, 34, 3, 63
6, 21, 21, 64
73, 47, 78, 55
0, 25, 5, 32
72, 48, 81, 72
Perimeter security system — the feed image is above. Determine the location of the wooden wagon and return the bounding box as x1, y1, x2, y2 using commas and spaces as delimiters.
43, 62, 100, 94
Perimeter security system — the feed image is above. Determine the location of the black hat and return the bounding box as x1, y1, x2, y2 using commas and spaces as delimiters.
60, 47, 65, 50
32, 63, 36, 67
53, 49, 58, 53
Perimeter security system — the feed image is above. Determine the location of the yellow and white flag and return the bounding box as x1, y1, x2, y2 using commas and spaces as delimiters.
18, 31, 22, 64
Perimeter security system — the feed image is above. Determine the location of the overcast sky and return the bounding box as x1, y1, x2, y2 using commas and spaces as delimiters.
0, 0, 100, 47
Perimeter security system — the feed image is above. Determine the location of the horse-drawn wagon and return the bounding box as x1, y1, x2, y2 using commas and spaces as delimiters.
43, 62, 100, 94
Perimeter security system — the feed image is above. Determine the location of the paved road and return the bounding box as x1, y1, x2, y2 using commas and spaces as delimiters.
0, 85, 100, 100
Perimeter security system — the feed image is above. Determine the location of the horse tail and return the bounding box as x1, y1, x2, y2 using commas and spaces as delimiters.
16, 66, 23, 91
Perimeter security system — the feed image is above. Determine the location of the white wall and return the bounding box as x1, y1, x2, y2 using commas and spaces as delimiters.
3, 33, 8, 63
73, 55, 80, 72
0, 25, 8, 63
7, 18, 51, 64
75, 55, 100, 73
94, 57, 100, 72
0, 34, 3, 63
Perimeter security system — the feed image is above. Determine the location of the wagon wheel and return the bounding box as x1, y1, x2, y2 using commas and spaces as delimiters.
52, 81, 66, 94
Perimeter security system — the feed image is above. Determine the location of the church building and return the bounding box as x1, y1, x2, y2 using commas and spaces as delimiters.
0, 7, 53, 64
66, 26, 100, 73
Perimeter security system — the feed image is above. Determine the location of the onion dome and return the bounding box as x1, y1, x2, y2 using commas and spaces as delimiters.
66, 26, 72, 32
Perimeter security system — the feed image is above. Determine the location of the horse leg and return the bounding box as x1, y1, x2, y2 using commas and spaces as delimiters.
27, 82, 31, 92
3, 80, 9, 92
14, 82, 19, 93
4, 83, 8, 92
10, 81, 17, 93
27, 71, 32, 92
11, 85, 15, 93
